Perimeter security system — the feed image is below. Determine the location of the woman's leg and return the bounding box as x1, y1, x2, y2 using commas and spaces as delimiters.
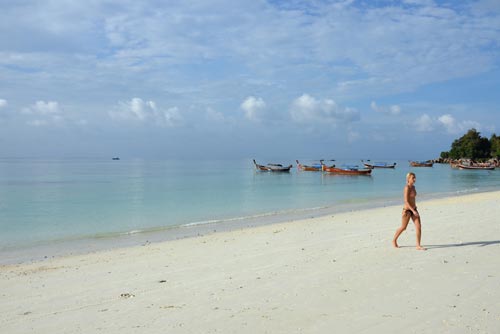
392, 212, 410, 248
413, 217, 426, 250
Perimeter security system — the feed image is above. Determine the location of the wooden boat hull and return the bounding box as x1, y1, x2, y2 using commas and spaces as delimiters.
363, 163, 396, 169
457, 164, 495, 170
362, 160, 396, 169
297, 165, 322, 171
322, 166, 372, 175
409, 161, 433, 167
253, 160, 292, 172
296, 160, 332, 171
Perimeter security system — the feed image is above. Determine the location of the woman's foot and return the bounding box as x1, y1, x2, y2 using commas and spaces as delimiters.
416, 246, 426, 251
392, 240, 400, 248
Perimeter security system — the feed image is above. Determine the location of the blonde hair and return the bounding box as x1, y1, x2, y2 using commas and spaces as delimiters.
406, 172, 416, 181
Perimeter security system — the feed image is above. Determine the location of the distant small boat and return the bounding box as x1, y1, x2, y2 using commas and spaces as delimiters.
253, 159, 292, 172
321, 161, 372, 175
296, 160, 334, 171
409, 160, 433, 167
457, 164, 495, 170
362, 160, 396, 169
112, 157, 120, 160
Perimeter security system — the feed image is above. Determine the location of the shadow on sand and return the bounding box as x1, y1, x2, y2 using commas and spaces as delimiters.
425, 240, 500, 249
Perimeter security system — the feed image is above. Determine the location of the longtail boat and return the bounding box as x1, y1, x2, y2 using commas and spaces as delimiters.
321, 161, 372, 175
362, 160, 397, 169
457, 164, 495, 171
409, 160, 434, 167
296, 160, 335, 171
253, 159, 292, 172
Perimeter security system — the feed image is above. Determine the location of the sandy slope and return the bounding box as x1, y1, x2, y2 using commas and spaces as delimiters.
1, 191, 499, 333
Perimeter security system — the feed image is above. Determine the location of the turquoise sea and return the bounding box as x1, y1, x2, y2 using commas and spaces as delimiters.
1, 158, 500, 263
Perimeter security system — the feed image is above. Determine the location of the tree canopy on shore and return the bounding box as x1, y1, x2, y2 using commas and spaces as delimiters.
440, 129, 499, 160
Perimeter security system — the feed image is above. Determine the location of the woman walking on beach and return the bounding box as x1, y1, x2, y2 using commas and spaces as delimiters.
392, 172, 426, 250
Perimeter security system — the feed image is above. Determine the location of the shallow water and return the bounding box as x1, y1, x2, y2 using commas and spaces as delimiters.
1, 158, 499, 261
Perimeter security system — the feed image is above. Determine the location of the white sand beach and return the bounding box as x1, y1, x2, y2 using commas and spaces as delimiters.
1, 191, 500, 333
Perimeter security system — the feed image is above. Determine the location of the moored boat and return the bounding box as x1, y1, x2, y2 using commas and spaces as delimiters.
362, 160, 396, 169
453, 159, 495, 170
457, 164, 495, 170
296, 160, 334, 171
253, 159, 293, 172
321, 161, 372, 175
409, 160, 433, 167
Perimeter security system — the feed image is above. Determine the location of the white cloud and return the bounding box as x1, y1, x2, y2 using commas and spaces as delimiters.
22, 100, 60, 115
109, 98, 182, 127
159, 107, 183, 127
241, 96, 266, 122
290, 94, 360, 124
130, 98, 153, 121
16, 100, 87, 127
415, 113, 483, 134
415, 114, 434, 132
437, 114, 481, 134
437, 114, 455, 132
4, 0, 497, 104
290, 94, 318, 123
0, 1, 499, 158
371, 101, 401, 116
20, 100, 64, 126
0, 99, 7, 108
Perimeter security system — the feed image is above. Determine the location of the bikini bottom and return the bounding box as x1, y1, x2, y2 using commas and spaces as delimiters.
402, 207, 418, 218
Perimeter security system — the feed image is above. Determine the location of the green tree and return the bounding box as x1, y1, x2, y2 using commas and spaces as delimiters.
447, 129, 491, 160
491, 134, 500, 158
440, 151, 450, 159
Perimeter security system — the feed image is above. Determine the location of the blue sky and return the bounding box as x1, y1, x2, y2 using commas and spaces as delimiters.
1, 0, 499, 160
